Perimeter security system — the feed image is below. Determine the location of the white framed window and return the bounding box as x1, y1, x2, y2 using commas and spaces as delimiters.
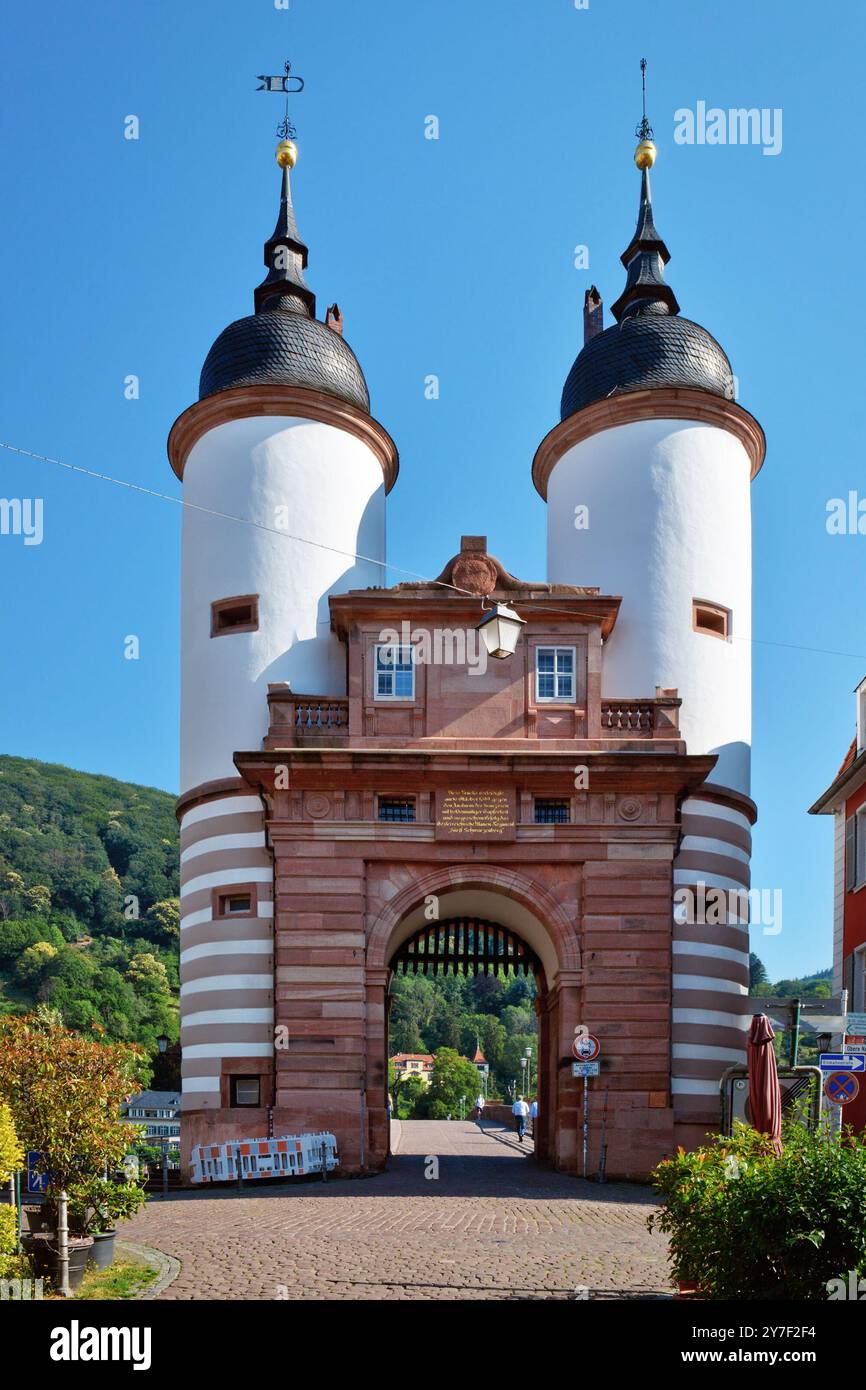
374, 644, 415, 700
535, 646, 576, 702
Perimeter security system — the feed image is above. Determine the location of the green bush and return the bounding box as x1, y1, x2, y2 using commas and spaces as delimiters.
649, 1121, 866, 1300
0, 1203, 18, 1257
68, 1176, 147, 1235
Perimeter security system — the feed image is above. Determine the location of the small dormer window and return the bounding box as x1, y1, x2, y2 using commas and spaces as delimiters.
374, 644, 415, 699
535, 647, 575, 702
693, 600, 731, 641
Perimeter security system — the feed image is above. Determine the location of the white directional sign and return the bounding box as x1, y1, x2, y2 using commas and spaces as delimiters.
845, 1013, 866, 1035
820, 1052, 865, 1072
572, 1061, 600, 1077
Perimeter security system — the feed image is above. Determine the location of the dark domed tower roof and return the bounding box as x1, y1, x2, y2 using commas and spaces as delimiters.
560, 163, 734, 421
198, 148, 370, 413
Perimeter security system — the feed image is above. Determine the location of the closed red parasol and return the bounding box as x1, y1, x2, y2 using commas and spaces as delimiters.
747, 1013, 783, 1154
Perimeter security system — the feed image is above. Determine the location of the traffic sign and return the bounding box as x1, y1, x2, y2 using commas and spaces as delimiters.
572, 1061, 600, 1077
845, 1013, 866, 1035
824, 1071, 860, 1106
572, 1033, 601, 1062
26, 1151, 50, 1194
844, 1038, 866, 1054
820, 1053, 865, 1072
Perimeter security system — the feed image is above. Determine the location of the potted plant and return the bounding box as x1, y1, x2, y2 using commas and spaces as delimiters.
649, 1119, 866, 1300
0, 1014, 147, 1293
68, 1177, 148, 1269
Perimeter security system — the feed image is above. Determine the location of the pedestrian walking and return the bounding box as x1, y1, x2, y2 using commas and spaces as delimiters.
530, 1096, 538, 1138
512, 1095, 530, 1142
474, 1093, 486, 1124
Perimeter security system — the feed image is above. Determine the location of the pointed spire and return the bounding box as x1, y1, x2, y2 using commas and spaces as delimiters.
254, 142, 317, 316
610, 69, 680, 323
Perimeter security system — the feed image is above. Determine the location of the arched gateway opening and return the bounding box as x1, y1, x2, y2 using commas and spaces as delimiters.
365, 869, 583, 1173
390, 917, 547, 1156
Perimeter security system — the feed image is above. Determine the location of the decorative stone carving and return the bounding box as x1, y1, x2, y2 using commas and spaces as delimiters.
305, 792, 332, 819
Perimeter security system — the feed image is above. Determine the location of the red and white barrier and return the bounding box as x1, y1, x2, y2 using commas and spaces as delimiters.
190, 1132, 338, 1184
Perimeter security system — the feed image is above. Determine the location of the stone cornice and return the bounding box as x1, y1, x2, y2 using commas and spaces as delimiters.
235, 748, 717, 798
167, 385, 399, 493
532, 387, 766, 499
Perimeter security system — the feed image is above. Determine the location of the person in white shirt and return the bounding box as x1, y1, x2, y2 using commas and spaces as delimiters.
512, 1095, 530, 1141
529, 1097, 538, 1138
473, 1094, 485, 1124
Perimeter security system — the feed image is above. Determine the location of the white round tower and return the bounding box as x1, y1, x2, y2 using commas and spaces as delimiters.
169, 140, 397, 1140
533, 140, 765, 1148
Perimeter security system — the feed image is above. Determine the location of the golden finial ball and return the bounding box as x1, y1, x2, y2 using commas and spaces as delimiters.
635, 139, 657, 170
276, 139, 298, 169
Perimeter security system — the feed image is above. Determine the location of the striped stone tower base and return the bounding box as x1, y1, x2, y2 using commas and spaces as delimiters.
179, 787, 275, 1126
672, 787, 757, 1148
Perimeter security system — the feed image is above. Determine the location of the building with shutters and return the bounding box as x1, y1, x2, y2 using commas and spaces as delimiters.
809, 677, 866, 1135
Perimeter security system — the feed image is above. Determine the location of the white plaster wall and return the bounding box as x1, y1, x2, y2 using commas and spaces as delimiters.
181, 415, 385, 792
547, 417, 752, 793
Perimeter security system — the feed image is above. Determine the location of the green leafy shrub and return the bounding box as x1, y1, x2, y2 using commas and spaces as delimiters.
0, 1204, 18, 1258
68, 1177, 147, 1235
0, 1102, 23, 1180
649, 1120, 866, 1300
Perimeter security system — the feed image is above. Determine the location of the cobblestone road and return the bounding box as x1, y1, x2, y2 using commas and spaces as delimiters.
125, 1120, 670, 1300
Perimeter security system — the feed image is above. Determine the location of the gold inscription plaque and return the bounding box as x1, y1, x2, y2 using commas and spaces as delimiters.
436, 789, 514, 837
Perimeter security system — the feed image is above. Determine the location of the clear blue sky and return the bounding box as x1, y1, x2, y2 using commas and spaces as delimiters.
1, 0, 863, 980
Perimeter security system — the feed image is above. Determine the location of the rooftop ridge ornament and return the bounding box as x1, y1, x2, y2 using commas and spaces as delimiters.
256, 59, 305, 141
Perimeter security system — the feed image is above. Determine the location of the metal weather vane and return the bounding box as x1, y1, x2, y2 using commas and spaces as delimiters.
635, 57, 653, 142
256, 59, 305, 140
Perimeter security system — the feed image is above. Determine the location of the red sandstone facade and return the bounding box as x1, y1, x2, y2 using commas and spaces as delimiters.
180, 537, 722, 1179
811, 683, 866, 1136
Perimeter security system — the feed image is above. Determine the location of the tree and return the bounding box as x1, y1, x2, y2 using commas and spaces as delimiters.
14, 940, 58, 984
749, 953, 769, 992
0, 916, 64, 965
143, 899, 180, 945
23, 884, 51, 917
397, 1074, 428, 1118
0, 1014, 146, 1197
0, 1103, 23, 1181
497, 1034, 538, 1100
417, 1048, 481, 1118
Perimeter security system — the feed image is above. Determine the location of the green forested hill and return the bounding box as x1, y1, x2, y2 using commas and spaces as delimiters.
0, 755, 180, 1072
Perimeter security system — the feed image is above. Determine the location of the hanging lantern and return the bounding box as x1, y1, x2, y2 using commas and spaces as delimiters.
476, 601, 526, 659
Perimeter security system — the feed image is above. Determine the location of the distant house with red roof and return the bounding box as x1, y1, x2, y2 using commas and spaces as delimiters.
390, 1053, 434, 1084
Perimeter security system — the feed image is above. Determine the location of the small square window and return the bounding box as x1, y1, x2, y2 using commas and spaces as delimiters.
534, 799, 570, 825
374, 644, 415, 700
535, 647, 575, 702
213, 886, 257, 920
378, 797, 416, 823
231, 1076, 261, 1107
211, 595, 259, 637
693, 600, 731, 641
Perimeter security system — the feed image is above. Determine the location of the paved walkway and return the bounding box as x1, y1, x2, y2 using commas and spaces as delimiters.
124, 1120, 670, 1300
